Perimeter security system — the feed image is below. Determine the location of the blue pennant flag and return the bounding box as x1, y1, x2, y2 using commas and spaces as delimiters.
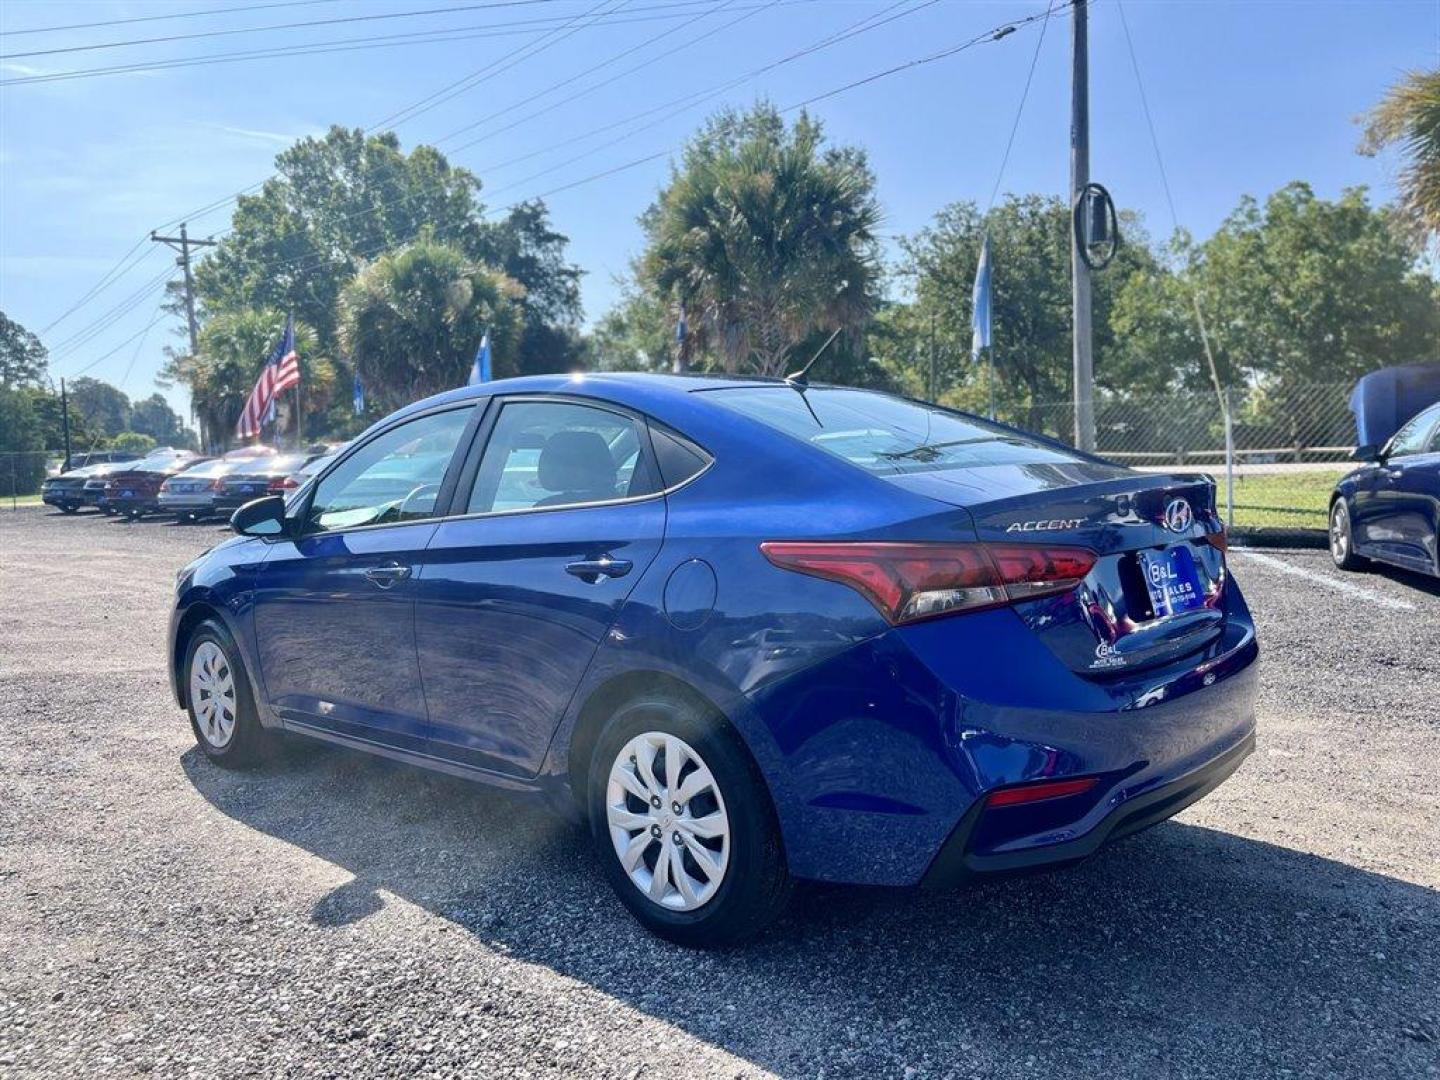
971, 235, 992, 361
352, 372, 365, 416
468, 330, 492, 386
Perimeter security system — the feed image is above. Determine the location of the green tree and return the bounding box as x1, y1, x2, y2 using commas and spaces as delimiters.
1175, 183, 1440, 391
893, 195, 1163, 424
167, 310, 332, 451
110, 431, 157, 454
638, 104, 882, 376
195, 128, 489, 352
338, 239, 521, 413
0, 312, 48, 388
1360, 67, 1440, 246
129, 393, 196, 449
66, 376, 131, 437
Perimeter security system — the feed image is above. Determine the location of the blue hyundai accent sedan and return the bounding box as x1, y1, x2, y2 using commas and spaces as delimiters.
169, 374, 1258, 946
1329, 400, 1440, 578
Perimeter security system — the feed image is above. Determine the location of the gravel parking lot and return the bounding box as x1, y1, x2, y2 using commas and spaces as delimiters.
1, 506, 1437, 1079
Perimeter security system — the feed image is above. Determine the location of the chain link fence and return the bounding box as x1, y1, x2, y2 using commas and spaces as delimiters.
997, 381, 1356, 531
0, 452, 55, 508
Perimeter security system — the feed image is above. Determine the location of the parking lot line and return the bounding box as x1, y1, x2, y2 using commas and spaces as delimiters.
1231, 549, 1417, 613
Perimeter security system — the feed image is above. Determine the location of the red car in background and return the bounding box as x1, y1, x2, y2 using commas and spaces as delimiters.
103, 454, 209, 519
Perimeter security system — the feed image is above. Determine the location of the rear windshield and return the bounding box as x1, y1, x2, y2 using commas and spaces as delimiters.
703, 386, 1085, 474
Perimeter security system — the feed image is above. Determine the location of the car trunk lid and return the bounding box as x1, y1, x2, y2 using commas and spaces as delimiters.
885, 466, 1227, 677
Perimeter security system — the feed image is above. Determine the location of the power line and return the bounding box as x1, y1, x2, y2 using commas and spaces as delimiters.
442, 0, 778, 150
476, 0, 930, 187
1114, 0, 1227, 414
0, 0, 342, 38
40, 240, 159, 334
49, 269, 175, 361
0, 0, 743, 87
0, 0, 564, 60
985, 0, 1055, 213
370, 0, 626, 132
61, 307, 172, 379
785, 1, 1071, 113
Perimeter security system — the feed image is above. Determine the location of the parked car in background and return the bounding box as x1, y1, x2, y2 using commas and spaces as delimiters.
212, 452, 319, 517
159, 450, 279, 523
170, 374, 1257, 947
1330, 400, 1440, 578
40, 453, 143, 513
103, 453, 209, 519
81, 448, 198, 513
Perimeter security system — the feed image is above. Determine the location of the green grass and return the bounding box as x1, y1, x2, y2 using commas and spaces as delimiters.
1223, 468, 1348, 530
0, 494, 42, 508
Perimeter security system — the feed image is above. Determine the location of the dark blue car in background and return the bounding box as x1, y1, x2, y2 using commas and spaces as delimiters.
169, 374, 1258, 946
1330, 400, 1440, 578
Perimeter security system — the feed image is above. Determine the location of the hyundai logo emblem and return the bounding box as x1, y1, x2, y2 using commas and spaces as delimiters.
1162, 497, 1194, 533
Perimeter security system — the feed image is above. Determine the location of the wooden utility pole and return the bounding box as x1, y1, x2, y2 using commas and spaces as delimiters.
1070, 0, 1095, 452
150, 223, 216, 357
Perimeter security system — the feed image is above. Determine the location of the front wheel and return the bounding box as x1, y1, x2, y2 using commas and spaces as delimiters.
184, 620, 274, 767
588, 693, 791, 948
1330, 498, 1366, 571
58, 503, 78, 515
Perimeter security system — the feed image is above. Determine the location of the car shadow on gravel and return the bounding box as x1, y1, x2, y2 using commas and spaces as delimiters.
182, 743, 1440, 1077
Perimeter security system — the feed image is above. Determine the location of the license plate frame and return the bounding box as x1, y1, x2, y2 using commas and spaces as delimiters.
1137, 545, 1203, 618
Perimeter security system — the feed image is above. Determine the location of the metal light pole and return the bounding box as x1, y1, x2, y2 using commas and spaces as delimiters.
1070, 0, 1095, 452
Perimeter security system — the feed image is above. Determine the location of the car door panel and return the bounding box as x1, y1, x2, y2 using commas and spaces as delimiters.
415, 502, 666, 776
411, 396, 669, 777
250, 404, 478, 746
255, 523, 439, 739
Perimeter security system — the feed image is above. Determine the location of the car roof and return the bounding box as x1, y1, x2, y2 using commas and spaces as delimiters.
386, 371, 813, 425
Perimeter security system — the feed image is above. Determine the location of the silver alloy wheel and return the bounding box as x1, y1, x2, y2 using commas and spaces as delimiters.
1330, 502, 1350, 563
189, 640, 238, 749
605, 732, 731, 912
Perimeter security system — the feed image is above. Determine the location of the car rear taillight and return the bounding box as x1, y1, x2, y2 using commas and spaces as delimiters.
759, 541, 1097, 625
158, 480, 172, 493
1204, 526, 1228, 554
269, 476, 296, 493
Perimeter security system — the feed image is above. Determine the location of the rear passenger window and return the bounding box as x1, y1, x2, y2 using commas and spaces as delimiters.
467, 401, 659, 514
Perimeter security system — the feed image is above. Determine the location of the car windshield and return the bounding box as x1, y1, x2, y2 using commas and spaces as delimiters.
703, 386, 1086, 474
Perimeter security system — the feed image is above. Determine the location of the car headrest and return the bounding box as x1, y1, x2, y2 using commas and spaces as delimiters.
537, 430, 617, 495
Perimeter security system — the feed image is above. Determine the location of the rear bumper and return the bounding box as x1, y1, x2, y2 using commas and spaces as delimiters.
744, 585, 1259, 888
108, 496, 162, 514
158, 493, 218, 513
920, 728, 1254, 887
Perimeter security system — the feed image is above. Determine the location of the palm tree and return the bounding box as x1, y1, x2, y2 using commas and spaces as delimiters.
165, 310, 331, 450
641, 104, 882, 377
1360, 67, 1440, 246
338, 239, 521, 413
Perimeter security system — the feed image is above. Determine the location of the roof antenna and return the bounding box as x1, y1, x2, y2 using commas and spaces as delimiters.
784, 327, 843, 388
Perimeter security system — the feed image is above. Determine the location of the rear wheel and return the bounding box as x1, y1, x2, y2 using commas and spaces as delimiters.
184, 620, 273, 767
588, 692, 791, 948
1329, 498, 1366, 571
58, 504, 77, 515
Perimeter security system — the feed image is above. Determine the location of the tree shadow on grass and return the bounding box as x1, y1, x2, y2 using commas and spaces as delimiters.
182, 743, 1440, 1079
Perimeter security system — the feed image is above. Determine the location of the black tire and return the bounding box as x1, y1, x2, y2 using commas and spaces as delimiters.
182, 619, 273, 768
587, 691, 791, 948
102, 506, 117, 516
58, 504, 78, 515
126, 508, 143, 520
1329, 498, 1366, 571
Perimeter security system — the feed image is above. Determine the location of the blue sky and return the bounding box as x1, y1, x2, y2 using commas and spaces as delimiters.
1, 0, 1436, 420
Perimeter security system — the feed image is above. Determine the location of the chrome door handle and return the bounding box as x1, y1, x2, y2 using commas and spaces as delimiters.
363, 564, 412, 589
565, 555, 633, 582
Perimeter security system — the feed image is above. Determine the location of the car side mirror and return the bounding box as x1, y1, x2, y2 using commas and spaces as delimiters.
1351, 443, 1383, 463
230, 495, 290, 537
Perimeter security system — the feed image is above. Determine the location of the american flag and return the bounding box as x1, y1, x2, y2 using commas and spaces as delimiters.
236, 315, 300, 439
